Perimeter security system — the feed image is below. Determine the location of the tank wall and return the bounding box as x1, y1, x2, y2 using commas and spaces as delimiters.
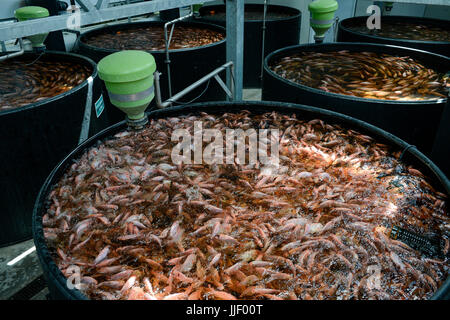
198, 4, 301, 88
337, 16, 450, 57
432, 104, 450, 179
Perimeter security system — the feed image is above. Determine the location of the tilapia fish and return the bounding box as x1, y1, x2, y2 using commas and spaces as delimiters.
43, 111, 449, 300
0, 58, 91, 111
83, 26, 224, 51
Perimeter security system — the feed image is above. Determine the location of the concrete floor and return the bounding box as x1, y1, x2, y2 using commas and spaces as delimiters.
243, 88, 262, 101
0, 239, 45, 300
0, 88, 262, 301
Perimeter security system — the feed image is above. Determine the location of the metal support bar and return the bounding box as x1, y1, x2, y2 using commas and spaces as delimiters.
127, 0, 131, 23
75, 0, 102, 21
155, 61, 234, 109
0, 38, 24, 62
164, 12, 194, 98
0, 0, 217, 41
214, 74, 232, 99
333, 17, 339, 42
226, 0, 244, 101
154, 71, 163, 108
75, 0, 96, 12
95, 0, 110, 10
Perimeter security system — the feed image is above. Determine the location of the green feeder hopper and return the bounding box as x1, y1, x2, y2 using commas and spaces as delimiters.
98, 50, 157, 130
14, 6, 49, 51
308, 0, 338, 43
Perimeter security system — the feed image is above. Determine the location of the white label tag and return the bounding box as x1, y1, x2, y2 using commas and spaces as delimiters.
95, 94, 105, 118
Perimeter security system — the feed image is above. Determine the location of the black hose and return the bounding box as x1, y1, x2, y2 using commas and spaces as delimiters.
390, 226, 443, 258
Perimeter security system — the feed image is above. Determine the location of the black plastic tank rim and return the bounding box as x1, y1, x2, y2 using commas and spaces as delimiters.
0, 51, 98, 117
263, 42, 450, 105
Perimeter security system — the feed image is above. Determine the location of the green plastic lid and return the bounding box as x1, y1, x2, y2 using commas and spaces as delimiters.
15, 6, 49, 20
98, 50, 157, 83
308, 0, 338, 14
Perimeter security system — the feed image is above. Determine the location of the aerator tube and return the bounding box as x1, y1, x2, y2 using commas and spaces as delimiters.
164, 12, 194, 98
390, 226, 443, 258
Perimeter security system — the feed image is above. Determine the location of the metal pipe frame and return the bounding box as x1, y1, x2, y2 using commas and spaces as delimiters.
155, 61, 234, 109
0, 38, 24, 61
260, 0, 268, 80
0, 0, 217, 41
226, 0, 244, 101
164, 11, 194, 98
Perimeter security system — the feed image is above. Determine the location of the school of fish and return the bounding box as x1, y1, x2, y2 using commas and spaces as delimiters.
43, 111, 449, 300
0, 57, 91, 111
270, 51, 449, 101
83, 25, 224, 51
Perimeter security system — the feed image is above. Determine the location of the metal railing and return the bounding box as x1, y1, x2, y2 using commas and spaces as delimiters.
163, 11, 194, 98
154, 61, 234, 109
0, 38, 24, 61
